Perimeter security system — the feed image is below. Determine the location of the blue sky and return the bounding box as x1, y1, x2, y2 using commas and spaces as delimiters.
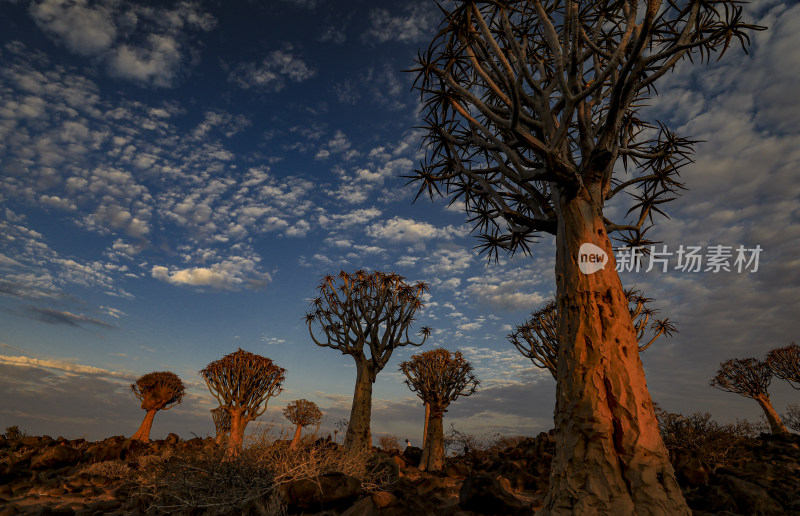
1, 0, 798, 443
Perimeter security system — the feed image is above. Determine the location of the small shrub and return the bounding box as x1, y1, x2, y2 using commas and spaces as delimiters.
4, 425, 28, 440
655, 409, 766, 464
378, 435, 400, 453
488, 434, 529, 452
782, 403, 800, 432
443, 425, 499, 459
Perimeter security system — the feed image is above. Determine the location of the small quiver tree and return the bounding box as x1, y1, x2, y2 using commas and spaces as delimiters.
283, 399, 323, 449
130, 371, 185, 442
509, 289, 676, 378
199, 348, 286, 455
400, 348, 479, 471
711, 358, 789, 436
766, 343, 800, 389
306, 270, 431, 456
211, 406, 231, 444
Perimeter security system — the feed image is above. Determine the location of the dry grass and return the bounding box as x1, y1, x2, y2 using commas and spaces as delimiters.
76, 460, 133, 478
131, 424, 394, 514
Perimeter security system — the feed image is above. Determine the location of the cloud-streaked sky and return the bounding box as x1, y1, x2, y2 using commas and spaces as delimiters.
1, 0, 798, 442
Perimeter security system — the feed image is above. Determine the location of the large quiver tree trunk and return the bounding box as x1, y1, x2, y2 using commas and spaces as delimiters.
419, 403, 445, 471
542, 193, 689, 515
344, 359, 374, 454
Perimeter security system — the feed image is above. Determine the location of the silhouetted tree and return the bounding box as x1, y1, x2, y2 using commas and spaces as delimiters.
766, 343, 800, 389
510, 289, 676, 378
306, 270, 431, 455
199, 348, 286, 454
400, 348, 479, 471
283, 399, 323, 449
130, 371, 185, 442
711, 358, 788, 435
211, 406, 231, 444
408, 1, 762, 512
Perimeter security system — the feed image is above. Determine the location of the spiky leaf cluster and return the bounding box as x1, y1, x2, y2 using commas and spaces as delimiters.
283, 399, 324, 427
766, 343, 800, 389
400, 348, 479, 417
408, 0, 763, 258
710, 358, 772, 399
199, 348, 286, 420
130, 371, 185, 411
306, 270, 432, 378
509, 288, 676, 377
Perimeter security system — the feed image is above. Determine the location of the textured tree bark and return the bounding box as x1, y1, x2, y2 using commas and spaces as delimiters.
540, 192, 690, 515
290, 423, 303, 449
756, 395, 789, 435
228, 407, 247, 457
344, 360, 374, 455
419, 405, 445, 471
422, 402, 430, 449
131, 409, 157, 442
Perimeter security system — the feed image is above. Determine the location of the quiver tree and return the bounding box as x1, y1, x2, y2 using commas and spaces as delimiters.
510, 289, 676, 378
130, 371, 185, 442
410, 0, 758, 515
306, 270, 431, 455
211, 406, 231, 444
400, 348, 479, 471
199, 348, 286, 454
711, 358, 788, 436
408, 1, 762, 512
283, 399, 323, 449
766, 343, 800, 389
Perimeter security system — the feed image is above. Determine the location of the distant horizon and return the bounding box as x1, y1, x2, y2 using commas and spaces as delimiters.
2, 0, 799, 444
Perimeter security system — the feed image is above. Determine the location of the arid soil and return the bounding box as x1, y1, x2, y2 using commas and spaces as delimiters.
1, 431, 798, 515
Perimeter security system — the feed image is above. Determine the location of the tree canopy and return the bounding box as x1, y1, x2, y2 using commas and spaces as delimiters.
306, 270, 432, 378
408, 0, 763, 258
199, 348, 286, 420
131, 371, 185, 411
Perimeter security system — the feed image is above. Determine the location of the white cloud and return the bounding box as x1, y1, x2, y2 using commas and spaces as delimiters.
151, 257, 271, 290
0, 354, 132, 378
28, 0, 216, 88
229, 45, 316, 92
367, 217, 466, 244
30, 0, 117, 56
319, 207, 382, 228
422, 248, 473, 275
362, 2, 438, 44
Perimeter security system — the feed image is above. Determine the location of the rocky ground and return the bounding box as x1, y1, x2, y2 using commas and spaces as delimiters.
1, 431, 798, 515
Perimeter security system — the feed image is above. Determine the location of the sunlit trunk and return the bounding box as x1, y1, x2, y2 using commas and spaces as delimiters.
131, 409, 157, 442
344, 360, 374, 455
540, 192, 689, 515
228, 407, 247, 457
419, 403, 445, 471
756, 395, 789, 435
290, 423, 303, 449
